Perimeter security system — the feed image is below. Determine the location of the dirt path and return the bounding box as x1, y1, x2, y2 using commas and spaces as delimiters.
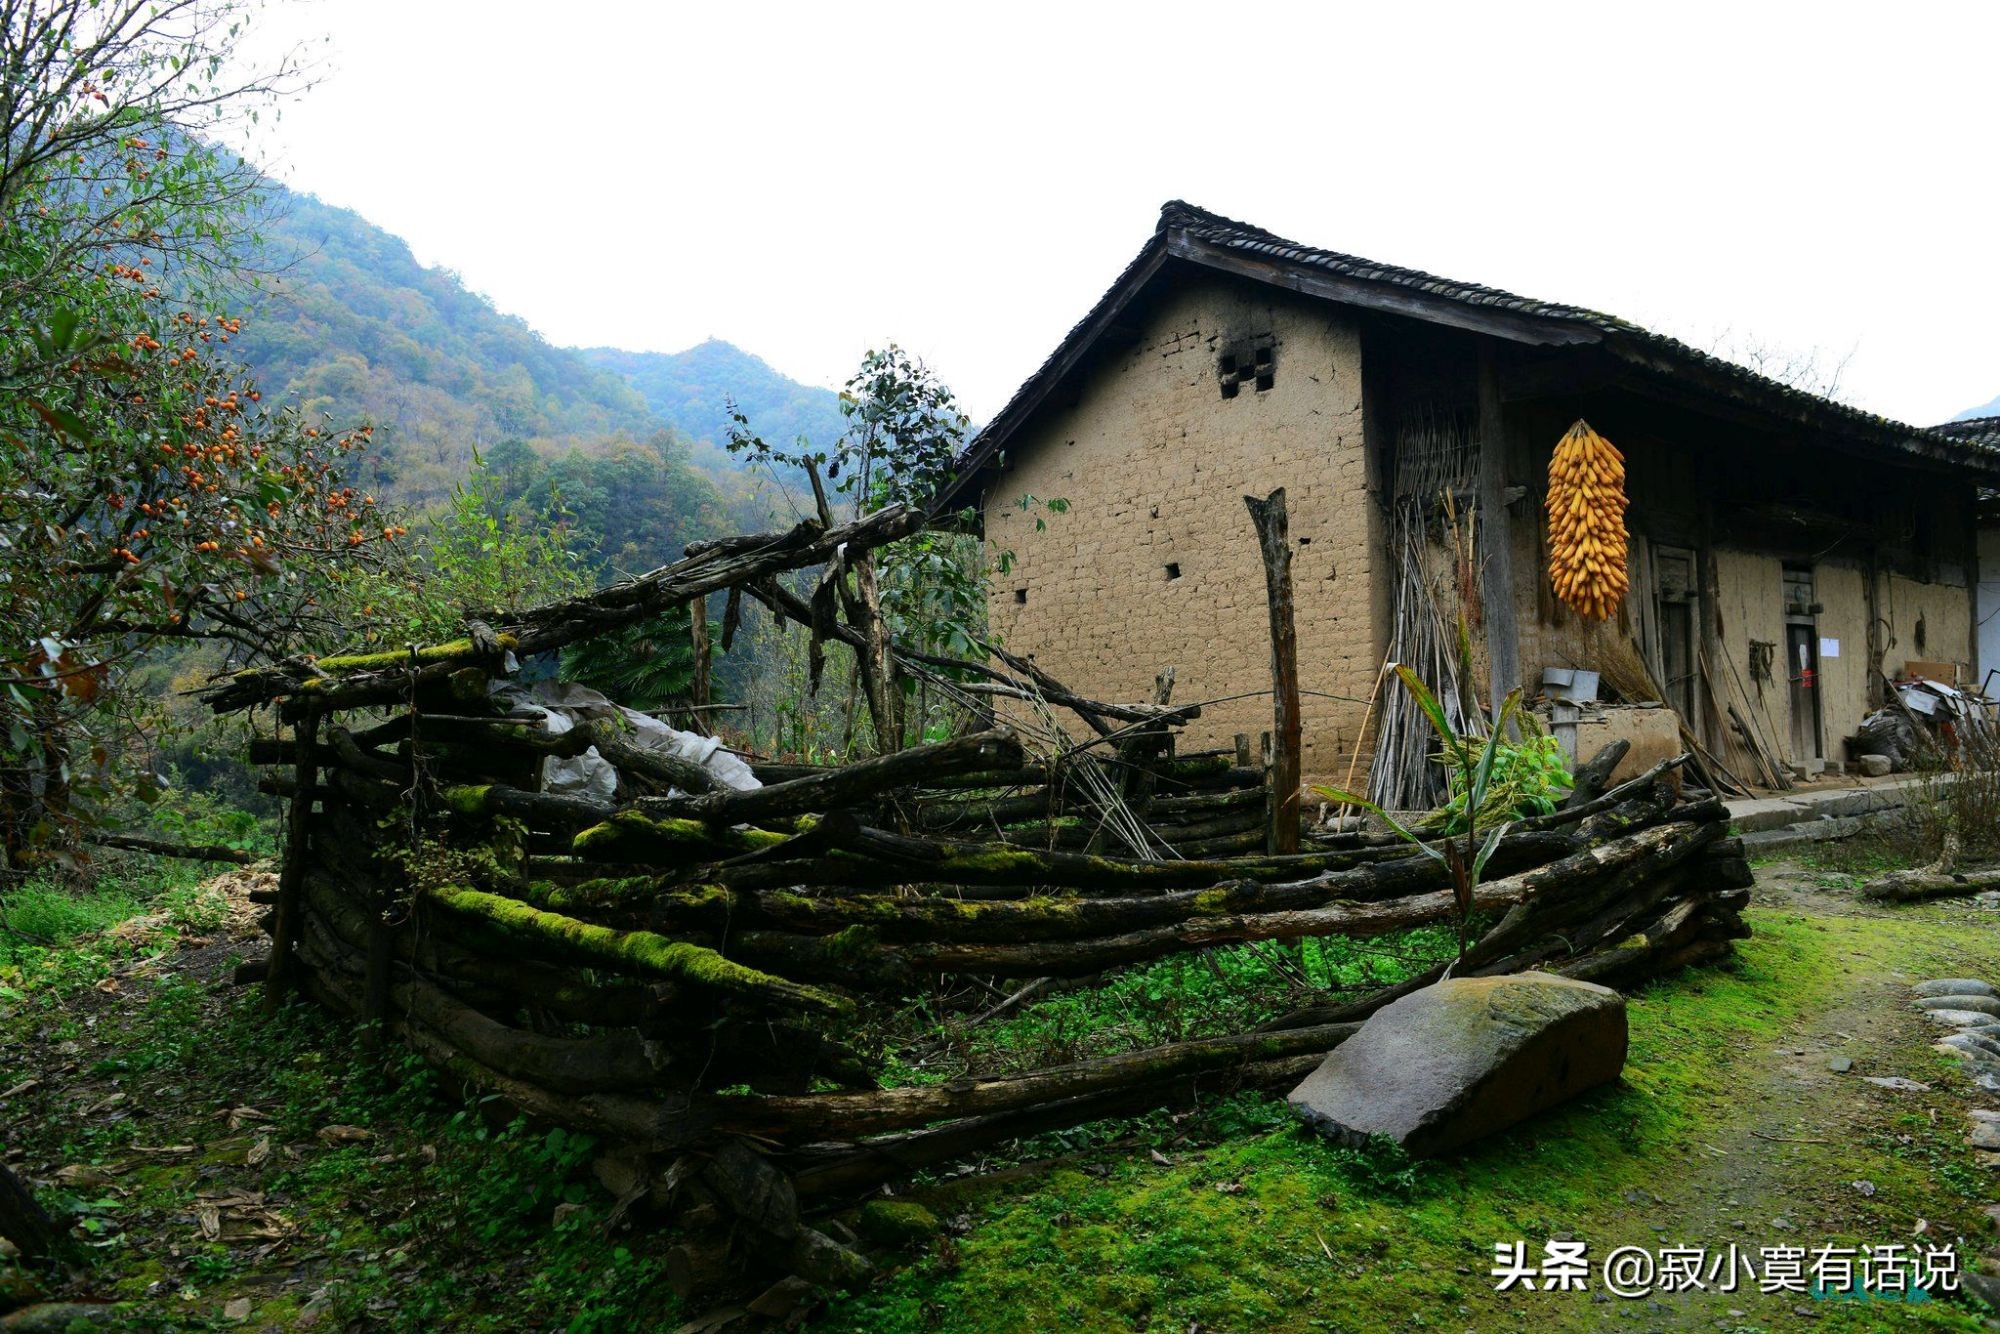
1597, 858, 2000, 1330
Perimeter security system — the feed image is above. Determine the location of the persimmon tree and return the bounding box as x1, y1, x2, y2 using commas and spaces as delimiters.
0, 0, 394, 870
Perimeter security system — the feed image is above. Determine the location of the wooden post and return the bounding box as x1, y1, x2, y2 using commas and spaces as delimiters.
689, 593, 712, 737
264, 710, 320, 1013
1244, 488, 1301, 856
1477, 346, 1522, 717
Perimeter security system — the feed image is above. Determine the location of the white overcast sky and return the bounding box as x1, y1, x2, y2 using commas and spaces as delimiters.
237, 0, 2000, 425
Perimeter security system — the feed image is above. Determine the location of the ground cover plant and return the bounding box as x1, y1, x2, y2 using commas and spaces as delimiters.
6, 847, 2000, 1331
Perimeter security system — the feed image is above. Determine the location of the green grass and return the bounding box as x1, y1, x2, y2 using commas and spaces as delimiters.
9, 874, 2000, 1331
823, 910, 2000, 1333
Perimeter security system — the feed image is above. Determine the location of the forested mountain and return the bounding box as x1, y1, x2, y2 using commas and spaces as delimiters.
229, 191, 667, 503
219, 187, 839, 571
580, 340, 847, 457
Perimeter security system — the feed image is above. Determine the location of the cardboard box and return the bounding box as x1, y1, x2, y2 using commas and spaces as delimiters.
1902, 660, 1962, 685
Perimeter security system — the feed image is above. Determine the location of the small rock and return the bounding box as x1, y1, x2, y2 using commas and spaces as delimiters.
1944, 1033, 2000, 1063
1962, 1272, 2000, 1308
1916, 995, 2000, 1019
856, 1200, 941, 1248
1828, 1056, 1853, 1073
1916, 979, 1999, 998
746, 1276, 813, 1320
1861, 1076, 1932, 1092
1850, 1180, 1876, 1197
1972, 1123, 2000, 1152
551, 1202, 585, 1228
1983, 1204, 2000, 1230
1858, 754, 1893, 778
1772, 1216, 1796, 1231
222, 1298, 252, 1322
1922, 1009, 1997, 1028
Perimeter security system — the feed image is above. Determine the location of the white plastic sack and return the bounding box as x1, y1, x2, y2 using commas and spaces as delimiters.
490, 681, 761, 800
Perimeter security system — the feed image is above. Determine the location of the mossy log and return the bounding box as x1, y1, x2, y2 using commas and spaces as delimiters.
721, 818, 1720, 983
297, 917, 683, 1095
298, 867, 679, 1028
716, 1020, 1359, 1139
424, 886, 850, 1015
204, 503, 927, 714
295, 941, 723, 1149
789, 1052, 1326, 1198
525, 828, 1588, 942
571, 810, 794, 863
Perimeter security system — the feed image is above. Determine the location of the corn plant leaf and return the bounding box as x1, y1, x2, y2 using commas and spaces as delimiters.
1472, 819, 1513, 881
1393, 664, 1471, 769
1309, 785, 1447, 866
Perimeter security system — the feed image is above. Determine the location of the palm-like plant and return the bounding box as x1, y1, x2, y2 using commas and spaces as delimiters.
558, 605, 718, 715
1315, 667, 1524, 967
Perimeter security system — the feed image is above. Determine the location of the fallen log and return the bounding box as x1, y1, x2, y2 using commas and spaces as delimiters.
423, 886, 851, 1015
718, 1020, 1361, 1139
789, 1051, 1327, 1198
82, 832, 258, 864
1861, 868, 2000, 902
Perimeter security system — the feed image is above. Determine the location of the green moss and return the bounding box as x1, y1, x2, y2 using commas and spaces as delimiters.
572, 811, 788, 858
311, 635, 517, 674
938, 847, 1045, 875
438, 785, 494, 817
427, 886, 848, 1013
857, 1200, 942, 1248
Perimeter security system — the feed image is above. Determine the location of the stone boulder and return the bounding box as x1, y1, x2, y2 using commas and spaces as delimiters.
1287, 973, 1627, 1157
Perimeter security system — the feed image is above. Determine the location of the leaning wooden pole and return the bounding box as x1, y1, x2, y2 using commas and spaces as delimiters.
1245, 487, 1302, 855
688, 592, 712, 737
264, 710, 321, 1013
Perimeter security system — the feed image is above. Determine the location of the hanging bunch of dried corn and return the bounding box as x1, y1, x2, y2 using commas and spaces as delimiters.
1546, 419, 1629, 621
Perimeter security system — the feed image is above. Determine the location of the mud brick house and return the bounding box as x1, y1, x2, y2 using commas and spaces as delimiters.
937, 201, 2000, 799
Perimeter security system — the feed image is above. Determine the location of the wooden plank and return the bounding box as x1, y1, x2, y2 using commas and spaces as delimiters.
264, 712, 321, 1013
689, 592, 712, 737
1244, 488, 1302, 856
1477, 346, 1522, 714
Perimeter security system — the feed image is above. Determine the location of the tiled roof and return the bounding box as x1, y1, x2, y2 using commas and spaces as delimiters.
936, 201, 2000, 510
1934, 416, 2000, 449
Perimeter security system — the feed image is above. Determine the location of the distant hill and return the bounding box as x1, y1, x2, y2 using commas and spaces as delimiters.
225, 187, 840, 527
1952, 396, 2000, 423
580, 340, 848, 458
231, 190, 667, 503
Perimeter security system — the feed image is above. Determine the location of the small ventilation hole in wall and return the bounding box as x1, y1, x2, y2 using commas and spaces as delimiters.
1165, 562, 1182, 581
1217, 353, 1239, 400
1013, 588, 1028, 605
1253, 344, 1275, 392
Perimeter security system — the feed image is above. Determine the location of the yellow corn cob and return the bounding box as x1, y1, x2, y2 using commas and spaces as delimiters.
1545, 419, 1629, 621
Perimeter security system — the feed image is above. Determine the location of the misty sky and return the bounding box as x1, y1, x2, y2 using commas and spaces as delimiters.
239, 1, 2000, 425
